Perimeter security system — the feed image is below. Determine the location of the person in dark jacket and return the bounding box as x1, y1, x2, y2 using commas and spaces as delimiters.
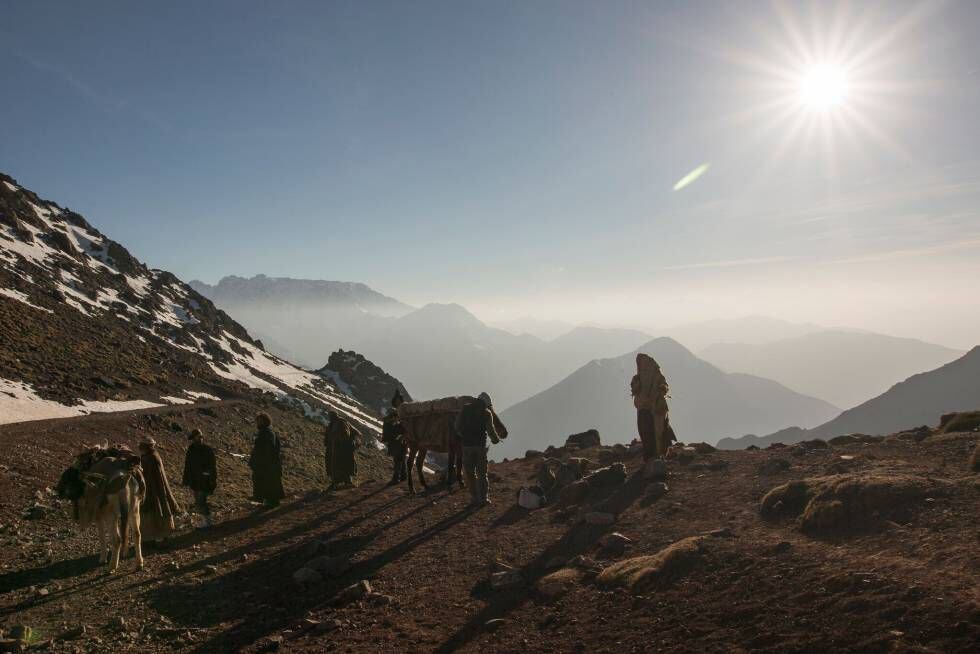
249, 413, 285, 507
324, 411, 361, 489
381, 410, 407, 485
455, 392, 499, 507
182, 428, 217, 529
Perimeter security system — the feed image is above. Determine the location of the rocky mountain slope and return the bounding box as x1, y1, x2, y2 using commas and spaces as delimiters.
1, 408, 976, 653
718, 347, 980, 449
0, 173, 380, 436
701, 330, 963, 409
498, 338, 839, 460
314, 350, 411, 417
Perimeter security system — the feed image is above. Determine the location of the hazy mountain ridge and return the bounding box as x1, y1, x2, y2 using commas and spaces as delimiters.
717, 346, 980, 448
701, 330, 963, 408
0, 173, 381, 434
497, 337, 839, 460
193, 287, 655, 408
189, 275, 412, 316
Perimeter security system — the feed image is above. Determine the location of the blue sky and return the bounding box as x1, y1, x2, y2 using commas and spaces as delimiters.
2, 1, 979, 346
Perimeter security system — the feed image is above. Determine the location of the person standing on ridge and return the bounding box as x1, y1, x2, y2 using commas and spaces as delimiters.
631, 353, 672, 461
455, 392, 499, 507
182, 428, 217, 529
324, 410, 361, 489
249, 413, 285, 508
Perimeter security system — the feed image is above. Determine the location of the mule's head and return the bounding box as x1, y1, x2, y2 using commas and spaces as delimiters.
56, 466, 85, 500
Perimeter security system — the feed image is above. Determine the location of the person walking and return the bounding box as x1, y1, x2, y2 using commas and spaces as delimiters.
182, 428, 217, 529
381, 409, 407, 485
324, 411, 361, 489
249, 413, 285, 508
631, 353, 672, 461
455, 392, 499, 507
139, 438, 181, 546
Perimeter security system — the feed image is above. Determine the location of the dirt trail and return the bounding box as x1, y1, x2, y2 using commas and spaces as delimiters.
1, 415, 977, 653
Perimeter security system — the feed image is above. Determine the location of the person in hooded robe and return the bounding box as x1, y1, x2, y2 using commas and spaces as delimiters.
249, 413, 285, 507
631, 353, 673, 461
324, 410, 361, 489
139, 438, 182, 545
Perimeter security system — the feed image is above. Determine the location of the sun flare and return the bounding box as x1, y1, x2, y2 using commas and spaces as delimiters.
798, 65, 848, 110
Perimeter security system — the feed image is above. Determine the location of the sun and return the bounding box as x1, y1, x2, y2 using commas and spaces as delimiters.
798, 64, 848, 111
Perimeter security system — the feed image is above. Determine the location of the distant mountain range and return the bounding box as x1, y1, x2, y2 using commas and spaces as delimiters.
701, 330, 963, 408
189, 275, 412, 316
662, 315, 827, 352
191, 276, 655, 409
717, 346, 980, 449
497, 337, 839, 460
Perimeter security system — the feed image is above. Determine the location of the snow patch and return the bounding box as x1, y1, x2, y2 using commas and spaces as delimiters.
0, 378, 163, 425
3, 181, 19, 192
184, 390, 221, 401
161, 395, 193, 405
0, 288, 53, 313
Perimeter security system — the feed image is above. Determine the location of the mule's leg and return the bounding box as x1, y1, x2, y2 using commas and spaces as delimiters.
456, 448, 465, 489
445, 448, 454, 493
417, 448, 427, 490
406, 448, 416, 494
107, 510, 122, 574
132, 493, 144, 570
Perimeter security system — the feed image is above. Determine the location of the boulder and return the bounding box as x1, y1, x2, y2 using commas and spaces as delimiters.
828, 433, 881, 446
535, 568, 582, 601
758, 459, 791, 476
583, 512, 615, 526
566, 429, 601, 449
490, 570, 524, 590
583, 463, 627, 489
646, 482, 669, 500
597, 536, 706, 594
598, 532, 632, 556
335, 580, 372, 605
485, 619, 509, 632
642, 459, 667, 482
525, 450, 544, 459
690, 442, 716, 454
292, 567, 322, 585
307, 554, 351, 578
557, 479, 590, 507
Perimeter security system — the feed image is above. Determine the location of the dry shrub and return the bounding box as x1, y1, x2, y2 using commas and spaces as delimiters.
535, 567, 582, 600
596, 536, 706, 594
939, 411, 980, 434
760, 473, 952, 535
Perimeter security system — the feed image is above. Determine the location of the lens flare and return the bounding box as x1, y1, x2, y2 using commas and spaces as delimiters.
673, 163, 710, 191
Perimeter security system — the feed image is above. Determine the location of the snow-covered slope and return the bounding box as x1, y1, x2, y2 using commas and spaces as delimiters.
0, 172, 380, 435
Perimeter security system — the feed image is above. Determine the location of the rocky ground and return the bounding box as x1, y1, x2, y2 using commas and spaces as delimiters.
1, 409, 978, 653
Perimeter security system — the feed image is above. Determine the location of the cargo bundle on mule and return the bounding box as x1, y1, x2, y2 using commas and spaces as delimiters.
397, 396, 508, 494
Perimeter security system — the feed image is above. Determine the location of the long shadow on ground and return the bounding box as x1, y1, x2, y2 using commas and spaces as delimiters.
143, 485, 464, 652
433, 469, 650, 653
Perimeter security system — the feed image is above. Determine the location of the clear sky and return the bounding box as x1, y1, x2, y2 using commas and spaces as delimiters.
2, 1, 979, 347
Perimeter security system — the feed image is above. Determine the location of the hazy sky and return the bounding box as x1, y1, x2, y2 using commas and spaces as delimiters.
2, 1, 979, 347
